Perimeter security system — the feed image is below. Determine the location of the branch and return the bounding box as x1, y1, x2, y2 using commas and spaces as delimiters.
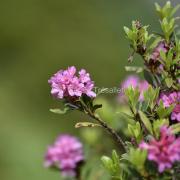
87, 110, 127, 152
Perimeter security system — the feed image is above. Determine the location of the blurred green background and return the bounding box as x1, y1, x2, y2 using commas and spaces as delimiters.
0, 0, 178, 179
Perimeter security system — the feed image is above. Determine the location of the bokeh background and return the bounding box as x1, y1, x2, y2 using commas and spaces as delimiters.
0, 0, 179, 179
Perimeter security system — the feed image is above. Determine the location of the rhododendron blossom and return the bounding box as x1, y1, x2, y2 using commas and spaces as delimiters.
148, 41, 168, 73
160, 91, 180, 122
119, 75, 149, 101
48, 66, 96, 99
150, 41, 168, 61
44, 134, 84, 177
139, 126, 180, 172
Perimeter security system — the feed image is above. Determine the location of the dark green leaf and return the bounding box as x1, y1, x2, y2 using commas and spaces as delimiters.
92, 104, 102, 112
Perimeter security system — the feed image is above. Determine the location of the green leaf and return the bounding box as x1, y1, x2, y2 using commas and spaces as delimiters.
49, 107, 70, 114
92, 104, 102, 112
170, 4, 180, 17
160, 17, 175, 42
170, 123, 180, 134
148, 37, 162, 51
112, 150, 121, 174
124, 26, 130, 36
143, 70, 158, 87
140, 101, 150, 112
65, 102, 79, 109
156, 100, 174, 118
159, 50, 166, 61
101, 150, 123, 179
125, 86, 140, 114
138, 110, 153, 135
124, 26, 135, 41
75, 122, 101, 128
155, 1, 180, 20
123, 148, 147, 172
124, 141, 134, 150
119, 112, 134, 120
128, 122, 143, 143
143, 86, 159, 110
125, 66, 143, 73
165, 77, 173, 88
101, 156, 113, 172
153, 119, 169, 138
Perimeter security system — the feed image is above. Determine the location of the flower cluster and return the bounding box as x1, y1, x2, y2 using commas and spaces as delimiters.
44, 134, 84, 177
160, 91, 180, 122
48, 66, 96, 99
139, 126, 180, 172
119, 75, 149, 101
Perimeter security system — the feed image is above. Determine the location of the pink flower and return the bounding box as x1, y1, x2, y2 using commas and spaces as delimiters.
160, 91, 180, 122
148, 41, 168, 73
44, 134, 84, 177
151, 41, 168, 61
48, 66, 96, 99
78, 69, 96, 97
119, 75, 149, 102
139, 126, 180, 173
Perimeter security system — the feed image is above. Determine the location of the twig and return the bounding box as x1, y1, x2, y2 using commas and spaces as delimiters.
87, 110, 127, 152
